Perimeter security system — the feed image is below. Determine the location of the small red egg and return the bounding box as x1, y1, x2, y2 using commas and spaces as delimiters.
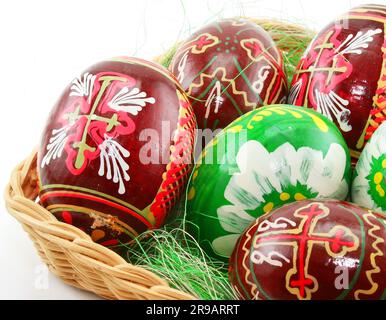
170, 18, 288, 132
37, 57, 196, 249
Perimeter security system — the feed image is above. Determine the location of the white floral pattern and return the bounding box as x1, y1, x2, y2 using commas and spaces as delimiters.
288, 78, 302, 103
213, 140, 348, 257
41, 126, 69, 168
176, 50, 189, 83
69, 72, 96, 103
335, 28, 382, 55
314, 88, 351, 132
108, 87, 155, 115
352, 122, 386, 212
98, 134, 130, 195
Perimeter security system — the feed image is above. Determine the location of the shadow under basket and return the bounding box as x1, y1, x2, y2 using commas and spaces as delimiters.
4, 19, 314, 300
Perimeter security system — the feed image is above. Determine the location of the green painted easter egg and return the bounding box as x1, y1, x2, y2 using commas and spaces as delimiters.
352, 122, 386, 213
186, 104, 352, 261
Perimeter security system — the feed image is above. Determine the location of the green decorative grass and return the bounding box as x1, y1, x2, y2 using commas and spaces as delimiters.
125, 221, 237, 300
124, 18, 314, 300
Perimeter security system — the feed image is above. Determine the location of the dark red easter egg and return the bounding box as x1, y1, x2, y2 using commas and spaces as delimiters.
170, 18, 287, 132
229, 199, 386, 300
289, 4, 386, 163
37, 57, 196, 249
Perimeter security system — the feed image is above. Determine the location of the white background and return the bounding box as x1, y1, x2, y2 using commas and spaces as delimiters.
0, 0, 384, 299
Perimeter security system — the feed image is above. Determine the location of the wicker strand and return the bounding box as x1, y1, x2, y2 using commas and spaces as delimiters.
4, 150, 196, 300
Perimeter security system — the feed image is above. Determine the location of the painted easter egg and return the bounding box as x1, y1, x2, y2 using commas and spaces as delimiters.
170, 18, 287, 132
352, 121, 386, 213
289, 4, 386, 163
37, 57, 196, 249
229, 199, 386, 300
186, 104, 351, 261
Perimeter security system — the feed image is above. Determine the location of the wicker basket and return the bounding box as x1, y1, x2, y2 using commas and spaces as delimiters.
5, 151, 195, 299
4, 19, 313, 300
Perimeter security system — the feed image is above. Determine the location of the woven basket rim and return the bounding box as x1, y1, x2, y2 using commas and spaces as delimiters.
4, 150, 196, 300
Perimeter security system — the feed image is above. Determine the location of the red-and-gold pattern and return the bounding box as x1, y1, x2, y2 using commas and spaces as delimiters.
38, 58, 196, 249
150, 91, 196, 227
170, 18, 287, 131
229, 199, 386, 300
290, 4, 386, 162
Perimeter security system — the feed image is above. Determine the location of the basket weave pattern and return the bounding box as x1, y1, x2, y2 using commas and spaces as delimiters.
4, 151, 195, 300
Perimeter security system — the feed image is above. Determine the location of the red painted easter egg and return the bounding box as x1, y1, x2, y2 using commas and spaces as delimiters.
289, 4, 386, 162
37, 57, 196, 249
229, 199, 386, 300
170, 18, 287, 132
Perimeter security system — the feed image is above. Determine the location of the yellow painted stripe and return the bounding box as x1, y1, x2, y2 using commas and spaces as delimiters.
350, 149, 361, 159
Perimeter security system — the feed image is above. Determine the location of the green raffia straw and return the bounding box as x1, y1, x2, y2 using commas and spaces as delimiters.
125, 221, 237, 300
124, 18, 314, 300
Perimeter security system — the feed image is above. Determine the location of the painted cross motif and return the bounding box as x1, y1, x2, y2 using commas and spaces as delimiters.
296, 31, 347, 85
65, 75, 125, 170
290, 26, 382, 133
292, 29, 351, 133
41, 72, 156, 194
251, 202, 359, 299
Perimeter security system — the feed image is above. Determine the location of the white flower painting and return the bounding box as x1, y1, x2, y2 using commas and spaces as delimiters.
40, 126, 69, 168
335, 28, 382, 55
108, 86, 155, 115
69, 72, 96, 103
314, 89, 351, 132
98, 134, 131, 195
213, 140, 349, 257
352, 122, 386, 213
